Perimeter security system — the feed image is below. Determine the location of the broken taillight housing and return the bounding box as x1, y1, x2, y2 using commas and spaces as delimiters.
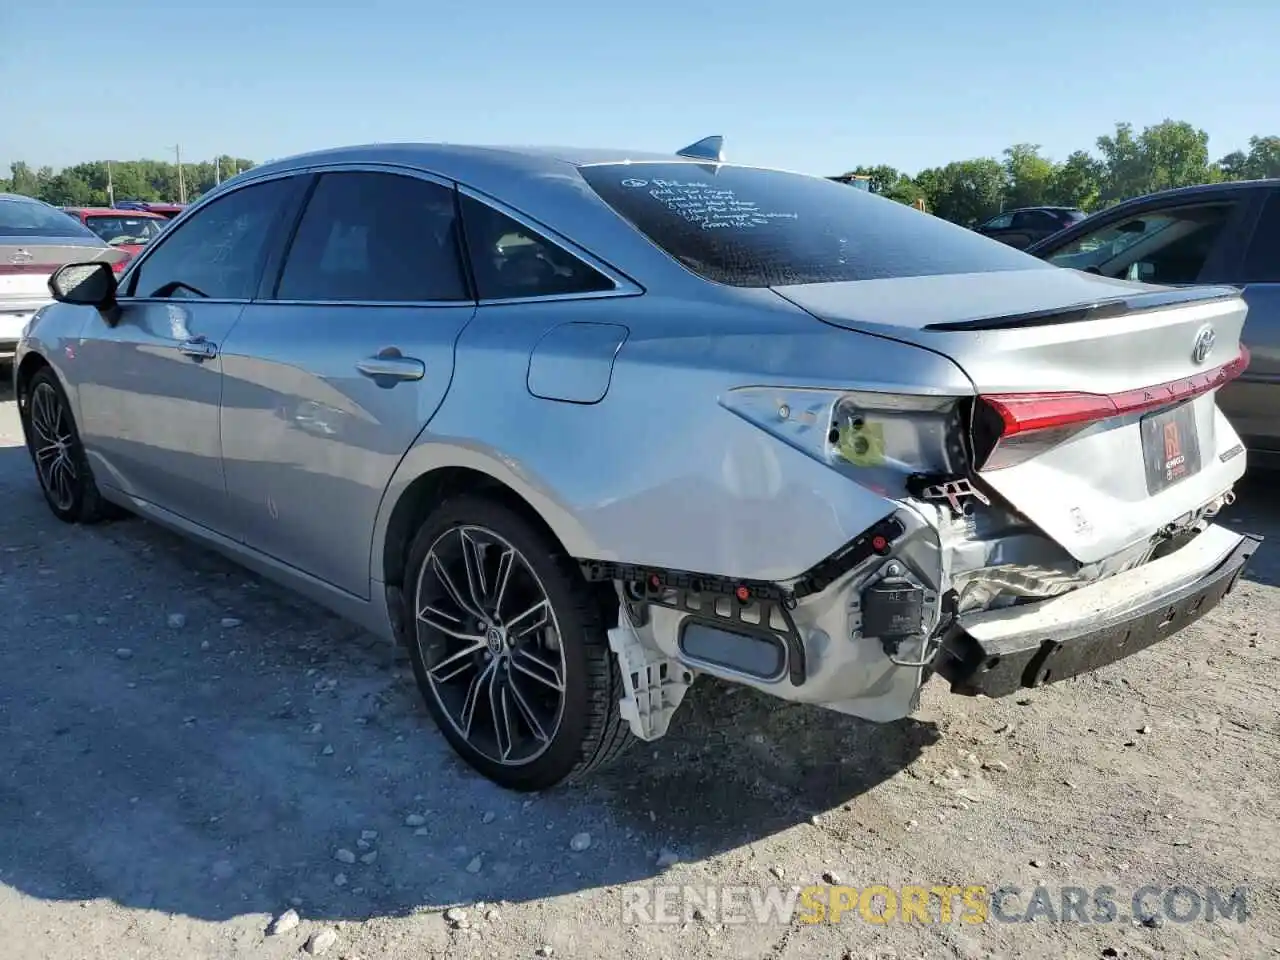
972, 346, 1251, 471
719, 386, 968, 475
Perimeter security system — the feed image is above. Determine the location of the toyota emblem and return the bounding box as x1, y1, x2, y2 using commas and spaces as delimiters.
8, 248, 33, 265
1191, 325, 1216, 365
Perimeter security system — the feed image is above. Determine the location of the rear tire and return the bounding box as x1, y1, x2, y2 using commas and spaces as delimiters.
403, 494, 633, 790
20, 367, 116, 524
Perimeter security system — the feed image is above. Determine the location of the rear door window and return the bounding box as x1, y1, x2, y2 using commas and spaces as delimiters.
1044, 203, 1235, 283
274, 172, 469, 303
1242, 191, 1280, 283
579, 163, 1046, 287
458, 194, 615, 300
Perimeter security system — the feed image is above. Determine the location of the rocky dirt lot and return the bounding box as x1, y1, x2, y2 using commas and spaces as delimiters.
1, 387, 1278, 960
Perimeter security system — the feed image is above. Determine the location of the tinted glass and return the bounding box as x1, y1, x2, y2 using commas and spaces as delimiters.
580, 164, 1045, 287
83, 215, 166, 245
1242, 191, 1280, 283
460, 194, 614, 299
1045, 203, 1233, 284
0, 197, 100, 240
276, 172, 468, 303
127, 178, 295, 299
979, 213, 1014, 231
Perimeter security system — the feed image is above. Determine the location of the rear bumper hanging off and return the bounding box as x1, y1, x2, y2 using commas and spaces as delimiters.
936, 528, 1261, 698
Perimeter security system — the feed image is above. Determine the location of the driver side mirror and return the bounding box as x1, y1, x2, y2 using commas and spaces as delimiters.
49, 261, 118, 308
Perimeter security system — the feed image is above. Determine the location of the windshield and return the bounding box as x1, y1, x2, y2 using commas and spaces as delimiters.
83, 215, 166, 246
0, 197, 100, 240
579, 162, 1047, 287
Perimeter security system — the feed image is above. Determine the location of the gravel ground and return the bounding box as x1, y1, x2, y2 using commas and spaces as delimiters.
1, 386, 1278, 960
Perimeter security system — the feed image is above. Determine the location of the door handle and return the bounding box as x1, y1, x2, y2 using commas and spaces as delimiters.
178, 336, 218, 360
356, 354, 425, 382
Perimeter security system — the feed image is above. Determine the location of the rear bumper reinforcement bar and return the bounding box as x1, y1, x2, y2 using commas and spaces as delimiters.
937, 531, 1262, 698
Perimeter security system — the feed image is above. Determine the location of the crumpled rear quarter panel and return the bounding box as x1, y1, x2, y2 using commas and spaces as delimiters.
385, 290, 975, 582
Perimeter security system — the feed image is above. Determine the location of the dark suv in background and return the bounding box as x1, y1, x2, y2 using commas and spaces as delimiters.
974, 206, 1085, 248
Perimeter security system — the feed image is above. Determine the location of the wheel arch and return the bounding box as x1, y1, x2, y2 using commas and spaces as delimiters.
374, 449, 614, 643
14, 349, 52, 402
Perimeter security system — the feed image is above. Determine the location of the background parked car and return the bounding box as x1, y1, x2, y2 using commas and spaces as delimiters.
142, 202, 186, 219
973, 206, 1086, 248
1, 193, 125, 367
1027, 179, 1280, 466
110, 200, 187, 219
62, 207, 167, 273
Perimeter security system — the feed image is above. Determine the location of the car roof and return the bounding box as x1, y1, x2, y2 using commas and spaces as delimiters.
242, 142, 693, 184
1, 192, 54, 205
65, 206, 166, 218
1145, 178, 1276, 199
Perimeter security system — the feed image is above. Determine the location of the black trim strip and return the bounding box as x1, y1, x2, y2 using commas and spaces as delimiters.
922, 286, 1241, 332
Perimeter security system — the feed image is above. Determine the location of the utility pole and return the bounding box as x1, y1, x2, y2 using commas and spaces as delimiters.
215, 156, 221, 186
175, 144, 186, 203
106, 160, 115, 207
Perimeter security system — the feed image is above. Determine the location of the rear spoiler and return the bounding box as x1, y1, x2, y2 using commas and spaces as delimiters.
922, 285, 1243, 332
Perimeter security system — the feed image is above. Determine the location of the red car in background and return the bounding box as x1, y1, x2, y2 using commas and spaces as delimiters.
61, 207, 168, 273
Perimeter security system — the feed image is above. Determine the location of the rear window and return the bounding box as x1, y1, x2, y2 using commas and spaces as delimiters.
84, 215, 166, 245
0, 197, 99, 240
578, 163, 1047, 287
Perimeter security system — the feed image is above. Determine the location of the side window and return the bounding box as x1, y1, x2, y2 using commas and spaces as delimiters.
1242, 191, 1280, 283
125, 178, 296, 300
275, 172, 468, 303
1045, 203, 1234, 283
1010, 211, 1046, 230
980, 213, 1014, 231
459, 193, 615, 300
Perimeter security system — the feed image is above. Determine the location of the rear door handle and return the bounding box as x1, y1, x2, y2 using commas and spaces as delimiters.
356, 354, 425, 382
178, 336, 218, 360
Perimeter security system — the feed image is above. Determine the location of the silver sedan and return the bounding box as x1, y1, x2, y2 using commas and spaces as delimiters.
14, 138, 1258, 790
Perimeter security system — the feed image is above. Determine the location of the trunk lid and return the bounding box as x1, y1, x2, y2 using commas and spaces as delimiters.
774, 268, 1250, 564
0, 239, 123, 313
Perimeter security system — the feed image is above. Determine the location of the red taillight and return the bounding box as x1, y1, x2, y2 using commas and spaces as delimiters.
111, 256, 131, 274
975, 347, 1249, 470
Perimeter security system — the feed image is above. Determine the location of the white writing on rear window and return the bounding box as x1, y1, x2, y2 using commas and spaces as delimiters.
641, 179, 799, 230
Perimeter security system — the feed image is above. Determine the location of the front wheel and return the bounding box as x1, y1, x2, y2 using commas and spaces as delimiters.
20, 367, 115, 524
404, 495, 633, 790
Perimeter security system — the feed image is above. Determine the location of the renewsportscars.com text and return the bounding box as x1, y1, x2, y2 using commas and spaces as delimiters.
621, 884, 1250, 926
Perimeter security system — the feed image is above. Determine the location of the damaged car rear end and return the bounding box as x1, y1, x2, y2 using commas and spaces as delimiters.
576, 159, 1258, 741
770, 273, 1256, 702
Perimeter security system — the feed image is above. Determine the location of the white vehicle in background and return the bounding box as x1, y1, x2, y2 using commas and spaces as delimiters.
1, 194, 126, 369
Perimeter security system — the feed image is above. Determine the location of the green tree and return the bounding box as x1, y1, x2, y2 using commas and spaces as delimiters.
1049, 150, 1104, 211
1139, 119, 1211, 192
841, 164, 924, 206
1219, 135, 1280, 180
1002, 144, 1058, 209
10, 162, 39, 196
1095, 122, 1147, 205
919, 158, 1006, 225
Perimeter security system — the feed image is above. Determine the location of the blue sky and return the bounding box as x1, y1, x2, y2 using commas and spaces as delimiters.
3, 0, 1276, 177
